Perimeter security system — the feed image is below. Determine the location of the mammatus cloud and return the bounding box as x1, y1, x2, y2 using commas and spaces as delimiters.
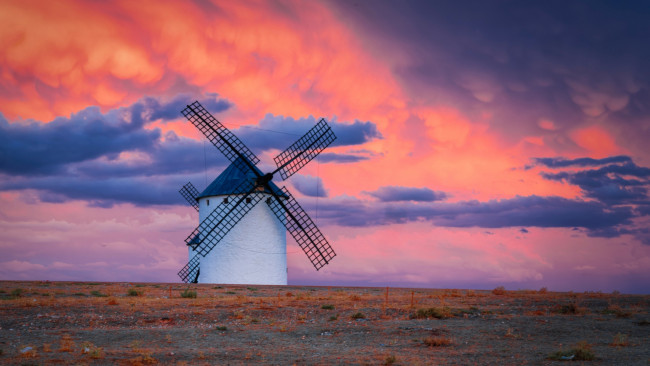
365, 186, 448, 202
329, 1, 650, 158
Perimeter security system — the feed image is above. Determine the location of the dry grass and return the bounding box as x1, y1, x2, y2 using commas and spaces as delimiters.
610, 333, 629, 347
1, 281, 647, 364
548, 341, 595, 361
423, 337, 452, 347
58, 334, 75, 352
411, 306, 453, 319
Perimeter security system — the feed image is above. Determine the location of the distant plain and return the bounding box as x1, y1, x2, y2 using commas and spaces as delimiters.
0, 281, 648, 365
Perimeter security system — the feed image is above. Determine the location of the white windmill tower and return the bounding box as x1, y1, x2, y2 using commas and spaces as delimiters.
177, 101, 337, 285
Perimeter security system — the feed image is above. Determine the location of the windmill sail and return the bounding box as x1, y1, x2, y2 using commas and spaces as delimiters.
267, 187, 336, 270
273, 118, 336, 180
179, 182, 200, 211
181, 101, 260, 176
178, 255, 201, 284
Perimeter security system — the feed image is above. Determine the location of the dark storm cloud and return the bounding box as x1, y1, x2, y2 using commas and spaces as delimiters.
0, 94, 230, 176
0, 174, 202, 208
534, 156, 633, 168
312, 194, 635, 238
140, 93, 232, 122
0, 94, 379, 207
365, 186, 447, 202
317, 153, 369, 164
231, 114, 382, 153
0, 108, 159, 176
291, 174, 328, 198
537, 156, 650, 205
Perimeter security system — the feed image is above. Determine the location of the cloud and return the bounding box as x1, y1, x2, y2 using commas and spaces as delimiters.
328, 1, 650, 157
365, 186, 448, 202
0, 108, 159, 176
231, 114, 382, 154
533, 155, 633, 168
317, 153, 369, 164
0, 94, 381, 207
537, 156, 650, 206
0, 93, 230, 176
0, 175, 194, 208
291, 174, 328, 198
313, 194, 636, 238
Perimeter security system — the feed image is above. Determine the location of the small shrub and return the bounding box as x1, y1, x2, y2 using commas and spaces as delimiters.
492, 286, 506, 295
321, 304, 335, 310
548, 341, 595, 361
89, 347, 103, 359
225, 291, 236, 295
180, 289, 197, 298
602, 304, 631, 318
349, 294, 361, 301
90, 290, 108, 297
216, 326, 227, 331
285, 291, 293, 297
558, 302, 580, 314
127, 288, 142, 297
539, 287, 548, 294
11, 288, 24, 298
611, 333, 628, 347
423, 337, 452, 347
351, 312, 365, 320
247, 287, 258, 291
411, 307, 453, 319
59, 335, 75, 352
107, 298, 118, 305
329, 314, 339, 321
384, 355, 397, 365
73, 292, 87, 297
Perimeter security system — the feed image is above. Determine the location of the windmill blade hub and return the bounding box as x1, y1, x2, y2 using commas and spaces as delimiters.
256, 172, 274, 186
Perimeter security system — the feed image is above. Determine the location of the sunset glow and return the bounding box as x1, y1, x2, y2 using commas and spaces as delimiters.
1, 0, 649, 293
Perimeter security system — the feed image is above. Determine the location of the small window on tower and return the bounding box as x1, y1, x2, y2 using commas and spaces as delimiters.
223, 197, 229, 204
246, 197, 252, 203
207, 199, 210, 206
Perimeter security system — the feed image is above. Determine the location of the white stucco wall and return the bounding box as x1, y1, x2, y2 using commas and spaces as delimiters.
190, 194, 287, 285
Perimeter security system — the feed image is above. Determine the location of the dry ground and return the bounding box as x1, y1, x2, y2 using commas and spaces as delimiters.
0, 281, 648, 365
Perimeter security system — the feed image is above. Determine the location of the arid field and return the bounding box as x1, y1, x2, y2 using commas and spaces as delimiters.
0, 281, 648, 365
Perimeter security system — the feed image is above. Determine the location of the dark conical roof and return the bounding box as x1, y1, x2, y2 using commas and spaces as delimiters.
197, 156, 285, 198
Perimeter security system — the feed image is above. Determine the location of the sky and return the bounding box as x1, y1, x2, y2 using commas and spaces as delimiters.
1, 0, 649, 293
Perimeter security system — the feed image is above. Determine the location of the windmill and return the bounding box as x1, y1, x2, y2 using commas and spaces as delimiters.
177, 101, 337, 284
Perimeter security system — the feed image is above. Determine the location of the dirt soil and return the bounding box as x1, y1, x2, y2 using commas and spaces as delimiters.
0, 281, 648, 365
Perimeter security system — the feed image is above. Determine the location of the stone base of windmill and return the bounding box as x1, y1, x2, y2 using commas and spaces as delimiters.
190, 195, 288, 285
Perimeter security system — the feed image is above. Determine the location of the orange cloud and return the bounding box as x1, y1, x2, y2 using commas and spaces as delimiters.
570, 125, 622, 158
